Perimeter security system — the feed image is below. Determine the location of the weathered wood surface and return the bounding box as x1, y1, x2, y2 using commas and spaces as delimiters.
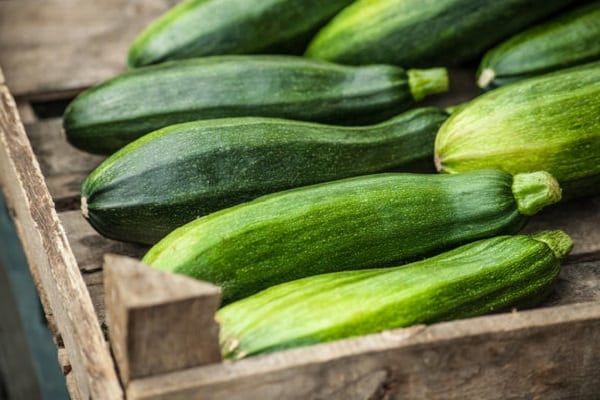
0, 82, 123, 400
104, 255, 222, 384
0, 0, 180, 99
524, 197, 600, 262
127, 301, 600, 400
57, 348, 82, 400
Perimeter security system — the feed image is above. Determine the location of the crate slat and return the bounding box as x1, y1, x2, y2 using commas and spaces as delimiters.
0, 0, 179, 99
60, 210, 148, 272
126, 302, 600, 400
524, 196, 600, 262
0, 81, 123, 399
104, 255, 222, 384
25, 118, 104, 178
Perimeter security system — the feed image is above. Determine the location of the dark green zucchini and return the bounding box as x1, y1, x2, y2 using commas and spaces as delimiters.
478, 1, 600, 90
143, 169, 562, 305
435, 61, 600, 198
128, 0, 355, 68
218, 230, 572, 359
63, 56, 449, 154
305, 0, 580, 67
81, 107, 448, 245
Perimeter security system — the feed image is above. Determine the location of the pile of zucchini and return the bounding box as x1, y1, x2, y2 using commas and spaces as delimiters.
64, 0, 599, 359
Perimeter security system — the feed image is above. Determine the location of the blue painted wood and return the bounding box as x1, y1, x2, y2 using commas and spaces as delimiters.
0, 190, 68, 400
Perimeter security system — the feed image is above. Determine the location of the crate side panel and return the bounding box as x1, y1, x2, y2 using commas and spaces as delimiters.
0, 83, 123, 399
128, 302, 600, 400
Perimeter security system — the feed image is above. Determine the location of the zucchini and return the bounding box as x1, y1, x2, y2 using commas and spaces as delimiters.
128, 0, 355, 68
63, 56, 449, 154
81, 107, 448, 245
478, 1, 600, 90
435, 61, 600, 198
142, 169, 561, 305
305, 0, 579, 67
217, 230, 572, 359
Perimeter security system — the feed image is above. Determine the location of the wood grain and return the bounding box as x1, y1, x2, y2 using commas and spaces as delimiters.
25, 118, 104, 178
24, 118, 105, 210
0, 83, 123, 399
127, 302, 600, 400
59, 210, 148, 273
0, 0, 180, 99
524, 196, 600, 261
104, 255, 222, 384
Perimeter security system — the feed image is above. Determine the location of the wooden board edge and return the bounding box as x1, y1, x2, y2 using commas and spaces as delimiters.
127, 301, 600, 399
104, 254, 222, 384
0, 82, 123, 400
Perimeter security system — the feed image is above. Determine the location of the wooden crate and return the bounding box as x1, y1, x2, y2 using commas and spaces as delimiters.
1, 2, 600, 399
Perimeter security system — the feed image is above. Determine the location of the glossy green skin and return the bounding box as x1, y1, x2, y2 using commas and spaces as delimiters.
128, 0, 354, 68
305, 0, 578, 67
64, 56, 415, 155
218, 232, 567, 359
478, 1, 600, 90
436, 61, 600, 198
82, 108, 448, 245
143, 170, 530, 305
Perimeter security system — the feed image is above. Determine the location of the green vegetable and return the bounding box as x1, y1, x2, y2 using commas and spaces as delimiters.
435, 61, 600, 198
63, 55, 448, 154
143, 169, 561, 305
305, 0, 579, 67
478, 1, 600, 90
127, 0, 355, 68
81, 107, 448, 245
218, 230, 572, 359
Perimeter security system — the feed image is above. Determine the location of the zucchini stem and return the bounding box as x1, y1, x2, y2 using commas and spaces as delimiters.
512, 171, 562, 216
531, 230, 573, 260
477, 68, 495, 89
407, 68, 449, 101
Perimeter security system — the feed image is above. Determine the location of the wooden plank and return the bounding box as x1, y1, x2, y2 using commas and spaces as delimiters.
25, 118, 104, 177
0, 0, 180, 99
544, 260, 600, 306
104, 255, 222, 384
524, 195, 600, 261
59, 210, 148, 273
24, 118, 105, 210
127, 301, 600, 400
0, 83, 123, 399
16, 101, 37, 124
58, 348, 82, 400
83, 270, 107, 326
46, 173, 89, 212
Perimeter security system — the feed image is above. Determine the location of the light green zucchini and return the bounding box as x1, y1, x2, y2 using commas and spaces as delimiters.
142, 169, 562, 305
217, 230, 572, 359
435, 61, 600, 198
